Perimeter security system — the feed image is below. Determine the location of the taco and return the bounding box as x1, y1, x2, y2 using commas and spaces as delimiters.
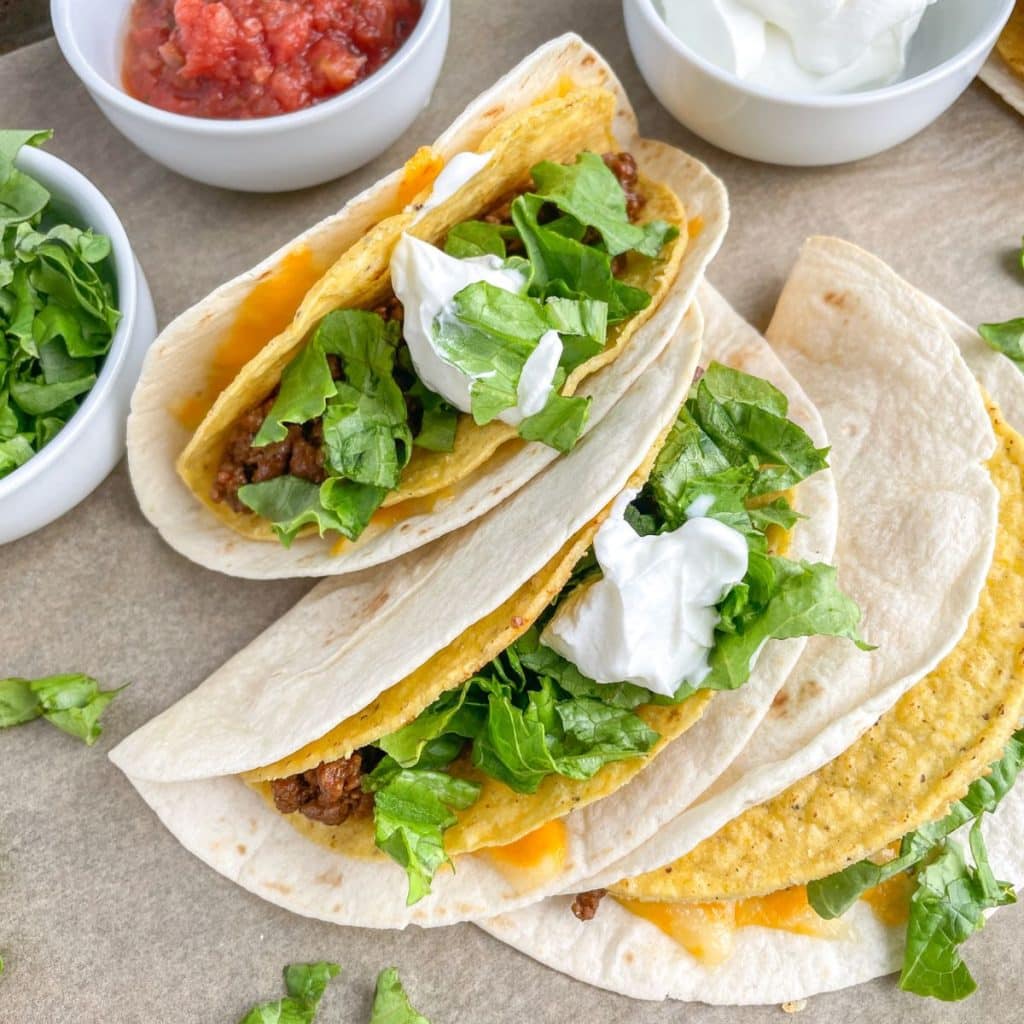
482, 240, 1018, 1007
110, 287, 867, 928
127, 35, 728, 579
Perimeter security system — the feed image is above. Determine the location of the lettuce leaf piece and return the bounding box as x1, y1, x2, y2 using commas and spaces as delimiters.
238, 476, 385, 547
434, 282, 553, 425
530, 152, 678, 258
443, 221, 514, 260
808, 731, 1024, 920
0, 130, 52, 231
238, 961, 341, 1024
518, 390, 590, 453
369, 968, 432, 1024
704, 560, 868, 692
900, 826, 1015, 1001
690, 369, 830, 496
364, 763, 481, 905
435, 282, 593, 453
0, 673, 124, 745
408, 380, 457, 453
510, 194, 651, 323
978, 318, 1024, 368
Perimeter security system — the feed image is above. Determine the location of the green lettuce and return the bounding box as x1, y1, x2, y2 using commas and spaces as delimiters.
978, 318, 1024, 368
530, 152, 677, 257
364, 760, 481, 905
238, 962, 341, 1024
365, 630, 659, 901
511, 193, 652, 323
254, 310, 411, 489
0, 131, 121, 480
434, 282, 593, 451
808, 731, 1024, 1001
0, 673, 125, 745
238, 476, 385, 548
369, 968, 432, 1024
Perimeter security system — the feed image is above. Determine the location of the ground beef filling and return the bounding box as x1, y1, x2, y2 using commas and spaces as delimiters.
571, 889, 608, 921
210, 299, 403, 511
211, 152, 647, 512
270, 752, 374, 827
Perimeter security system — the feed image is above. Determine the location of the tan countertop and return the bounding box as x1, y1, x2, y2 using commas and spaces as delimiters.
2, 3, 1023, 1021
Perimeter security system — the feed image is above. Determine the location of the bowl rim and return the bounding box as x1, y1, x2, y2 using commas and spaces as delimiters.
50, 0, 449, 134
0, 145, 139, 501
628, 0, 1016, 109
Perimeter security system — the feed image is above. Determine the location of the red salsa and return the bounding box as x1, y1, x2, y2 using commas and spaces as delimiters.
123, 0, 422, 119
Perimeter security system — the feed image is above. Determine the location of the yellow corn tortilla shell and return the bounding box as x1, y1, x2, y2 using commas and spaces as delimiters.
998, 3, 1024, 79
178, 87, 688, 542
246, 429, 714, 859
610, 400, 1024, 904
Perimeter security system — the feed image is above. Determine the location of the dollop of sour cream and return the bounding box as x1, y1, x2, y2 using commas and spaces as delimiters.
390, 233, 562, 426
542, 489, 749, 698
659, 0, 937, 95
414, 151, 493, 221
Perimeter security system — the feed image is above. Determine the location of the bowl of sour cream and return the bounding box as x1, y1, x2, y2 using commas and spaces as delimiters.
624, 0, 1016, 165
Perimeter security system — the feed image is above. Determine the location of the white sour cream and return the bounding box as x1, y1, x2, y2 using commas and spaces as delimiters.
659, 0, 937, 95
390, 233, 561, 426
541, 490, 749, 698
413, 151, 493, 221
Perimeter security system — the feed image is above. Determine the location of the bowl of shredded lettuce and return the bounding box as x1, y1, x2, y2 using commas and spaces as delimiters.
0, 130, 156, 543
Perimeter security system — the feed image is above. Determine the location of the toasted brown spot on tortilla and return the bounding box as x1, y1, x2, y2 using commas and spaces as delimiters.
262, 880, 293, 895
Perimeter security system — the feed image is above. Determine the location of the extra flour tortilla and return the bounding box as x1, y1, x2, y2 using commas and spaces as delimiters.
980, 4, 1024, 117
110, 286, 837, 928
127, 35, 728, 579
480, 241, 1011, 1005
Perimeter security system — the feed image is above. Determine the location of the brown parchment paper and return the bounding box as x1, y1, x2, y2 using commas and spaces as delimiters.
2, 2, 1023, 1021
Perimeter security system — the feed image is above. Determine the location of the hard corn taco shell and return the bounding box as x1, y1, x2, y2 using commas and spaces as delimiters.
126, 34, 728, 579
109, 292, 836, 929
481, 242, 1017, 1005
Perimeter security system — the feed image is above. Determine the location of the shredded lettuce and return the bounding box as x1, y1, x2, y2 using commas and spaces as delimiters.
369, 968, 432, 1024
363, 760, 481, 905
808, 730, 1024, 1001
633, 363, 864, 697
238, 962, 341, 1024
0, 673, 124, 745
366, 630, 658, 901
0, 130, 121, 480
530, 152, 677, 257
978, 318, 1024, 368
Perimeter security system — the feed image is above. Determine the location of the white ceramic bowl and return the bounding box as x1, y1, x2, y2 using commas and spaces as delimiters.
624, 0, 1015, 166
0, 147, 157, 545
51, 0, 451, 192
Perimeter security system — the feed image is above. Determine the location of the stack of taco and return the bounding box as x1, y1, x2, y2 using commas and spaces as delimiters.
115, 36, 1024, 1011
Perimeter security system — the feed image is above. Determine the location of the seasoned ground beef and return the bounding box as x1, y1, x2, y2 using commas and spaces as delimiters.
211, 297, 407, 512
602, 151, 645, 221
571, 888, 607, 921
210, 393, 327, 511
270, 753, 373, 827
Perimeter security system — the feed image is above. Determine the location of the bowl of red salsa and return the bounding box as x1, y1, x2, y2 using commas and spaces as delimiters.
51, 0, 450, 191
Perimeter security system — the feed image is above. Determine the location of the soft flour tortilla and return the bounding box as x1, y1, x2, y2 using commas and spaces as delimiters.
980, 4, 1024, 117
572, 237, 1000, 894
127, 34, 728, 579
109, 291, 836, 928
